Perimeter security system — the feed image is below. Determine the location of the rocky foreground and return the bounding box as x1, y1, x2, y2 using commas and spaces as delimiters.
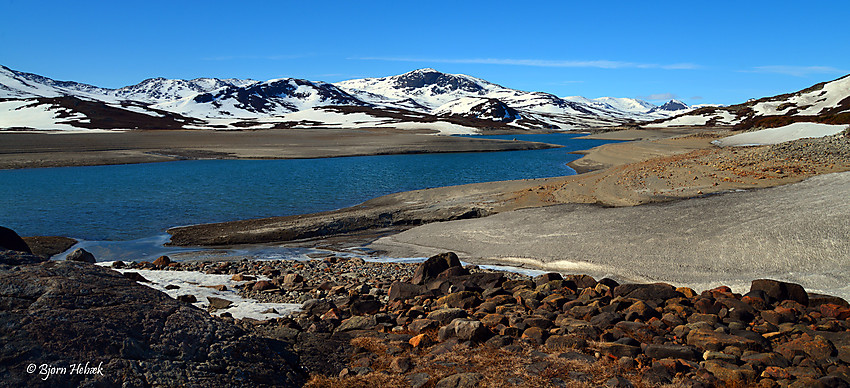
107, 252, 850, 388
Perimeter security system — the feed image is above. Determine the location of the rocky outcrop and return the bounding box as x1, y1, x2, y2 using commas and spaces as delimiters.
0, 226, 31, 253
0, 260, 306, 387
20, 236, 77, 258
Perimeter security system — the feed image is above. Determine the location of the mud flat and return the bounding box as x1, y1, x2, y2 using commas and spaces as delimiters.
0, 128, 558, 169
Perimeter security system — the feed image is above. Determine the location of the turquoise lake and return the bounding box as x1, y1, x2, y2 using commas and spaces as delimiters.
0, 133, 617, 243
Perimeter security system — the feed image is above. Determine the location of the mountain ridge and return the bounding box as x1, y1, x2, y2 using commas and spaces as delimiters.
1, 65, 692, 133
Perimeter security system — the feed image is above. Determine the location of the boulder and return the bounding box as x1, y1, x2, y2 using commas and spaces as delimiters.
686, 329, 766, 352
435, 372, 483, 388
152, 255, 171, 267
412, 252, 461, 285
750, 279, 809, 306
207, 297, 232, 310
65, 248, 96, 263
0, 226, 31, 253
0, 260, 305, 387
614, 283, 682, 301
427, 308, 467, 324
644, 344, 698, 361
388, 281, 423, 301
337, 316, 376, 332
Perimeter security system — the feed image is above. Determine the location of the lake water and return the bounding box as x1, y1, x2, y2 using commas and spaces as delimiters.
1, 133, 616, 245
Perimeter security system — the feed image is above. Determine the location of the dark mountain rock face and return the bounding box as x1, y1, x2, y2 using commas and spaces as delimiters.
650, 100, 689, 113
0, 261, 306, 387
193, 78, 367, 114
393, 69, 486, 93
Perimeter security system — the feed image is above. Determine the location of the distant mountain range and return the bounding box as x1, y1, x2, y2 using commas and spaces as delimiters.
0, 66, 695, 133
648, 74, 850, 129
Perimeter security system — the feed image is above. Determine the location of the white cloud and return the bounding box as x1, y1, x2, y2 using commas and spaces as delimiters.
351, 57, 699, 70
745, 66, 847, 77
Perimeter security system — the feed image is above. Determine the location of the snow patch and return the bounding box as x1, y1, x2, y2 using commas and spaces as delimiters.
712, 122, 848, 147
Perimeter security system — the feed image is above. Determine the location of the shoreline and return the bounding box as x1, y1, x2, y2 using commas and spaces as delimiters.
0, 127, 560, 170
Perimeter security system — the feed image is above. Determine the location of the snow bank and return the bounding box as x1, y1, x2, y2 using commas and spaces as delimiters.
712, 122, 848, 147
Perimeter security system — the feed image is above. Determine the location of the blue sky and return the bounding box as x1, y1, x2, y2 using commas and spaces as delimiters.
1, 0, 848, 105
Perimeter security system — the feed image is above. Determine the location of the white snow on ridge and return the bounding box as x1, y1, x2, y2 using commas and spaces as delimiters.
0, 99, 90, 130
712, 122, 848, 147
751, 75, 850, 117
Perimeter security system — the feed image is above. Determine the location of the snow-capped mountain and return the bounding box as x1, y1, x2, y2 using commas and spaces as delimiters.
647, 99, 689, 114
1, 65, 705, 133
152, 78, 367, 118
647, 74, 850, 129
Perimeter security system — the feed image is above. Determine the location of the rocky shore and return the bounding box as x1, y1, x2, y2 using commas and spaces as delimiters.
106, 251, 850, 387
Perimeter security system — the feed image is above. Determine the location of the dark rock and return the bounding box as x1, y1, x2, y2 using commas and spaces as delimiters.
152, 255, 171, 267
614, 283, 682, 301
521, 326, 547, 344
0, 226, 31, 253
644, 344, 698, 361
741, 352, 790, 368
453, 319, 491, 342
605, 375, 635, 387
809, 293, 850, 308
0, 250, 47, 265
597, 342, 641, 358
283, 273, 304, 287
535, 272, 563, 286
564, 274, 598, 289
177, 294, 197, 303
65, 248, 96, 263
0, 260, 305, 387
388, 281, 423, 301
751, 279, 809, 306
122, 271, 149, 282
111, 260, 126, 269
435, 372, 483, 388
302, 298, 335, 316
427, 308, 467, 324
350, 299, 382, 315
207, 296, 232, 310
412, 252, 461, 285
408, 318, 439, 334
390, 356, 412, 373
545, 334, 587, 351
337, 316, 376, 332
408, 372, 432, 388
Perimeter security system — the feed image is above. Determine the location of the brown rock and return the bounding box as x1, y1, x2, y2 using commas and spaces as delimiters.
390, 356, 412, 373
597, 342, 641, 358
703, 360, 757, 384
521, 326, 547, 344
436, 291, 481, 309
545, 334, 587, 351
563, 274, 596, 289
152, 255, 171, 267
435, 372, 482, 388
775, 333, 837, 364
481, 313, 507, 327
177, 294, 197, 303
750, 279, 809, 306
231, 273, 256, 282
644, 344, 698, 361
282, 273, 304, 287
202, 284, 227, 291
687, 329, 764, 352
409, 333, 434, 348
252, 280, 276, 291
